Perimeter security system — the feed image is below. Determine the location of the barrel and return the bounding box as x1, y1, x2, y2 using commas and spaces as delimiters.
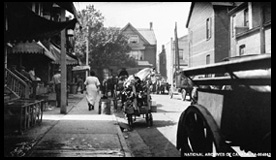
99, 99, 111, 115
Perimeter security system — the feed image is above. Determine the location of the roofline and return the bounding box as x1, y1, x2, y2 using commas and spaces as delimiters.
228, 2, 247, 15
185, 2, 194, 28
185, 2, 236, 28
121, 23, 151, 45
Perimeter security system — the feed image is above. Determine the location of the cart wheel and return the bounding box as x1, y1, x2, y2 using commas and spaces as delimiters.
181, 89, 187, 101
178, 104, 235, 156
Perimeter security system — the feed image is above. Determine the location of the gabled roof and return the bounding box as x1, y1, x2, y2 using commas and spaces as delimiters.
121, 23, 156, 45
185, 2, 237, 28
136, 28, 157, 45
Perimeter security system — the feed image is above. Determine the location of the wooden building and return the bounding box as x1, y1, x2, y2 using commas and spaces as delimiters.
4, 2, 79, 99
121, 22, 157, 69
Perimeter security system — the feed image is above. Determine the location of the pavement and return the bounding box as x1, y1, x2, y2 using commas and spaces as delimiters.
4, 93, 132, 157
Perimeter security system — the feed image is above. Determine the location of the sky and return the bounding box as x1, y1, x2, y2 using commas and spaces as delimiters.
73, 2, 191, 53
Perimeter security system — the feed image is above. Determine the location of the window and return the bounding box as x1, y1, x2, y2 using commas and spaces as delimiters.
206, 54, 210, 65
239, 45, 246, 55
231, 15, 236, 37
179, 49, 184, 60
128, 35, 139, 44
205, 54, 211, 77
206, 18, 211, 40
244, 8, 249, 27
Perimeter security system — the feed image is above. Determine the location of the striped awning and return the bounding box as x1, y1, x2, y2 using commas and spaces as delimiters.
49, 43, 79, 65
10, 41, 56, 61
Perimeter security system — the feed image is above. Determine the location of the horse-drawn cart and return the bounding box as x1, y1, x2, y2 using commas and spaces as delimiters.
176, 54, 271, 157
114, 68, 156, 128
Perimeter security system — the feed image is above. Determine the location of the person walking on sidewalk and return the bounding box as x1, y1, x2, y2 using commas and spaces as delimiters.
52, 68, 61, 108
84, 70, 101, 111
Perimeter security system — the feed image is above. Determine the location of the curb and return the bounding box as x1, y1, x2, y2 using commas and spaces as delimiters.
114, 115, 133, 157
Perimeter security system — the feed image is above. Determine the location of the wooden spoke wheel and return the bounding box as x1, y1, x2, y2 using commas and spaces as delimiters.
179, 104, 235, 157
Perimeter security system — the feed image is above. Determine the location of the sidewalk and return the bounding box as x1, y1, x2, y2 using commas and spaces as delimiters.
28, 94, 132, 157
4, 93, 84, 157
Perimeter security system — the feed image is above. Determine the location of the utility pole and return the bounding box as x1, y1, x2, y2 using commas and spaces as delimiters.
60, 8, 67, 114
86, 25, 89, 78
259, 3, 265, 54
175, 22, 180, 70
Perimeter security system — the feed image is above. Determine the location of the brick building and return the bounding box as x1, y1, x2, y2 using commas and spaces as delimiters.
186, 2, 236, 67
159, 35, 189, 84
229, 2, 271, 56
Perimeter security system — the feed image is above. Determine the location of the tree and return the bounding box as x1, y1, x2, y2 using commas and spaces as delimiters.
74, 5, 137, 70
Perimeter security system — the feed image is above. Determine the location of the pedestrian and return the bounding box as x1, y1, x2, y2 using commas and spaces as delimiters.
29, 67, 40, 98
76, 75, 83, 93
118, 68, 129, 81
52, 68, 61, 107
20, 66, 31, 81
84, 70, 101, 111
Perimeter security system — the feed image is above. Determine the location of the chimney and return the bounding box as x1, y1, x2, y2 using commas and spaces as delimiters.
150, 22, 153, 30
162, 45, 165, 51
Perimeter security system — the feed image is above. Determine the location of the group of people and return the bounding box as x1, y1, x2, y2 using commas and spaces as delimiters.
83, 68, 129, 111
53, 67, 159, 111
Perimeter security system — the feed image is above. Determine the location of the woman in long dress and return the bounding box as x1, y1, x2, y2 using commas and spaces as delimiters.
84, 70, 100, 111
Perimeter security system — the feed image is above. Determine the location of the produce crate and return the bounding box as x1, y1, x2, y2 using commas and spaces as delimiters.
4, 99, 44, 134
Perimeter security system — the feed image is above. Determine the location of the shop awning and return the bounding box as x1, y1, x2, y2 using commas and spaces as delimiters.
72, 65, 91, 71
49, 43, 79, 65
5, 2, 78, 43
10, 41, 56, 61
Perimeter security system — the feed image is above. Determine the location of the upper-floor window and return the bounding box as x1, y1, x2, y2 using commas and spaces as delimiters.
244, 8, 249, 27
179, 49, 184, 60
128, 35, 139, 44
206, 54, 210, 65
206, 18, 211, 40
205, 54, 211, 77
239, 44, 246, 55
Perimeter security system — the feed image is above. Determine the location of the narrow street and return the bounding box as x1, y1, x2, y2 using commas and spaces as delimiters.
118, 93, 191, 157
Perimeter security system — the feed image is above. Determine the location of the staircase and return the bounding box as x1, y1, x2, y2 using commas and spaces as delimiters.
5, 68, 32, 100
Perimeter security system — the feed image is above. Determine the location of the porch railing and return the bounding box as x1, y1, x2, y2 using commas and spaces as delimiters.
5, 68, 30, 99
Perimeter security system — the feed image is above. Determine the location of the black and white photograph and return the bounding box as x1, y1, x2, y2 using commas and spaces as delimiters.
4, 2, 271, 157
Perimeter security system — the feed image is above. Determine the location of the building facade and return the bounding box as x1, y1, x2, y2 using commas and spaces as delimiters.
186, 2, 236, 67
161, 35, 189, 85
121, 23, 157, 69
229, 2, 271, 56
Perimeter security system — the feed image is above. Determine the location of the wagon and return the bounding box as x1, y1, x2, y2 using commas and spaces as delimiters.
176, 54, 271, 157
169, 71, 194, 101
117, 68, 157, 128
123, 84, 155, 128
